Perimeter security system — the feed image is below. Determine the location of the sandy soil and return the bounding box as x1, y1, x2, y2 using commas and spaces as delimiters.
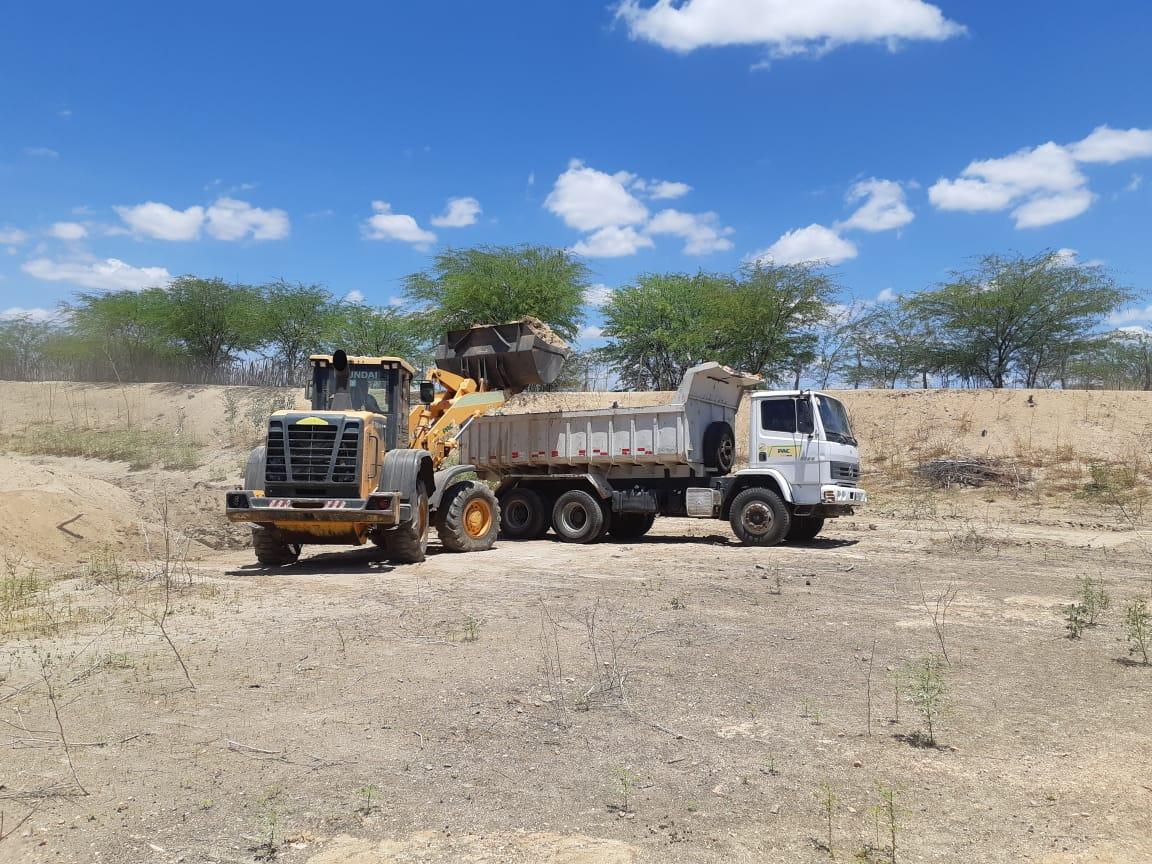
2, 382, 1151, 863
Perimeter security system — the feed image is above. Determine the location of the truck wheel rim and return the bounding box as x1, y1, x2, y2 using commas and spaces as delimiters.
741, 502, 773, 536
718, 437, 734, 468
559, 501, 589, 534
464, 499, 494, 538
506, 500, 530, 529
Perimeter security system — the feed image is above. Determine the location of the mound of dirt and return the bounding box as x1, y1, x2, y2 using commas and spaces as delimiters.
0, 454, 214, 565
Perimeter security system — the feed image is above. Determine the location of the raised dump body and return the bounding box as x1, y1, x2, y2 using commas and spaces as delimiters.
461, 363, 760, 472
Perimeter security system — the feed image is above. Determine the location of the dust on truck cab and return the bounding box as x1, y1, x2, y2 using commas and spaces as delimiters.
462, 363, 867, 546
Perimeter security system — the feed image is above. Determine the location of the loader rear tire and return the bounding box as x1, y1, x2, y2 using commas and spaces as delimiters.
383, 482, 430, 564
609, 512, 656, 540
251, 526, 301, 566
499, 487, 549, 539
436, 481, 500, 553
552, 489, 607, 544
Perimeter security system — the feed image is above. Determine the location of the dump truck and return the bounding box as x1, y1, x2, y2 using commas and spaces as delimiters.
224, 320, 568, 566
461, 363, 867, 546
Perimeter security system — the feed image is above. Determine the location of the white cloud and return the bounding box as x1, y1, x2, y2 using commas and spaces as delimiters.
1109, 305, 1152, 327
545, 160, 649, 232
646, 180, 692, 200
1053, 248, 1078, 265
24, 146, 59, 158
115, 198, 288, 241
23, 256, 171, 292
1070, 126, 1152, 164
344, 290, 365, 304
646, 208, 734, 254
1, 306, 59, 322
1011, 189, 1094, 229
1124, 174, 1144, 194
361, 201, 437, 249
387, 296, 404, 307
930, 127, 1152, 229
748, 224, 857, 266
617, 0, 964, 56
430, 196, 482, 228
572, 225, 655, 258
48, 221, 88, 240
578, 324, 605, 341
838, 178, 914, 232
205, 198, 290, 241
584, 284, 615, 307
876, 287, 898, 303
116, 202, 206, 241
0, 228, 29, 245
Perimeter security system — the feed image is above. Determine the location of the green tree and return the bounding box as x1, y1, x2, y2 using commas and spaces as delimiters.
65, 289, 178, 378
404, 244, 588, 342
162, 276, 267, 370
908, 252, 1132, 388
0, 315, 56, 378
325, 304, 426, 367
599, 263, 835, 389
260, 280, 337, 374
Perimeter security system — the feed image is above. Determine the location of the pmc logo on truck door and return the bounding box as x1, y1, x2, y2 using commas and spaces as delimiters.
761, 445, 799, 458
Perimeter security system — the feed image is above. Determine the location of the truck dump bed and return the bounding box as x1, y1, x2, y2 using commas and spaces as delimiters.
460, 363, 760, 471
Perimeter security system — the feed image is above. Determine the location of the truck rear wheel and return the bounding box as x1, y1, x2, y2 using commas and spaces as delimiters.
436, 481, 500, 553
251, 526, 301, 566
729, 487, 790, 547
787, 515, 825, 544
609, 512, 656, 540
552, 489, 607, 544
382, 482, 431, 564
500, 487, 549, 539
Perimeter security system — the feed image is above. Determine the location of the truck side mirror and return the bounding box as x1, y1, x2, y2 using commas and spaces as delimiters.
796, 399, 815, 435
419, 381, 435, 404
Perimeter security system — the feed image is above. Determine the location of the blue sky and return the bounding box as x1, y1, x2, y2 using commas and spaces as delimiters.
2, 0, 1151, 343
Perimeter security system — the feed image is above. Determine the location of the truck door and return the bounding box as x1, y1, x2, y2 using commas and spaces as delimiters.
754, 397, 802, 485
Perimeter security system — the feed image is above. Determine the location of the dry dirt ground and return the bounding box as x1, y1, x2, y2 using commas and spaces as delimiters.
2, 382, 1151, 864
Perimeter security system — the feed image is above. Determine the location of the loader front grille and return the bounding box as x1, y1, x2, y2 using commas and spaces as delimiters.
264, 418, 361, 487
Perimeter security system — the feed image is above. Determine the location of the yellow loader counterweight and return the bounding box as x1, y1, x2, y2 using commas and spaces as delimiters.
224, 320, 569, 567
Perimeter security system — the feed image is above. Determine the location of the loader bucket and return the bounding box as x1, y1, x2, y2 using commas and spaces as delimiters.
434, 319, 569, 392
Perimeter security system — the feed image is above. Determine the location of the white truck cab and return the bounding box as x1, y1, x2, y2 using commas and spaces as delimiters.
741, 390, 868, 510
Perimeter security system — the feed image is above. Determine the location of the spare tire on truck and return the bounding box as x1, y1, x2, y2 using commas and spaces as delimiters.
702, 421, 736, 475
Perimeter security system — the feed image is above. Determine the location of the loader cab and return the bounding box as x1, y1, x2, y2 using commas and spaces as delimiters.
307, 354, 414, 450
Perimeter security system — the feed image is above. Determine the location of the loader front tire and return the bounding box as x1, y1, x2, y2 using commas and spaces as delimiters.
251, 526, 301, 566
382, 482, 431, 564
436, 481, 500, 553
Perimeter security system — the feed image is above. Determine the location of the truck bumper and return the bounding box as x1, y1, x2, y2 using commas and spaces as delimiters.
816, 484, 867, 516
225, 491, 403, 526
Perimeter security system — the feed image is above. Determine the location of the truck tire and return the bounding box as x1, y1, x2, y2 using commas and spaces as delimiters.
703, 421, 736, 475
500, 487, 548, 539
609, 512, 656, 540
552, 489, 607, 544
251, 526, 301, 566
436, 481, 500, 553
382, 481, 431, 564
787, 515, 825, 544
729, 487, 790, 547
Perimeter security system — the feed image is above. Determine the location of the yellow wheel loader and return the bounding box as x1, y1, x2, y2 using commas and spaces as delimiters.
224, 320, 568, 566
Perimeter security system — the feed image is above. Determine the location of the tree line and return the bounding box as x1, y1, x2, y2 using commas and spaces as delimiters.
0, 245, 1146, 391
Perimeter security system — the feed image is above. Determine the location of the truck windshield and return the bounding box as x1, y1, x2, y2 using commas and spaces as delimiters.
816, 395, 856, 446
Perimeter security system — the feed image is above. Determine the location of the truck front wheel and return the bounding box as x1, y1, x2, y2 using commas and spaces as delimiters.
436, 481, 500, 553
500, 487, 549, 539
729, 487, 790, 547
251, 526, 301, 566
787, 515, 825, 544
552, 489, 607, 544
